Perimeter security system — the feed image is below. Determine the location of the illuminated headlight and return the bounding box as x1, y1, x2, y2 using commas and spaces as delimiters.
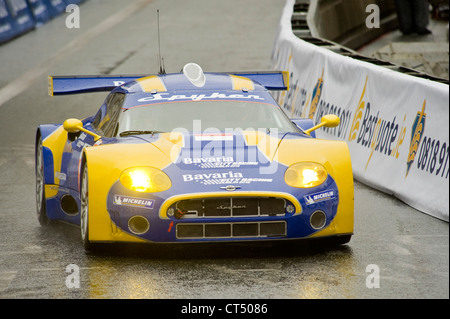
120, 167, 171, 192
284, 162, 328, 188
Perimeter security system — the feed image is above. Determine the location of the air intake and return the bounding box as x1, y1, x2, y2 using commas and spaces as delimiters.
183, 63, 206, 87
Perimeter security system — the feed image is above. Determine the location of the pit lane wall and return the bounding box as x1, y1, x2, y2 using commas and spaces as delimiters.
273, 0, 449, 221
0, 0, 86, 44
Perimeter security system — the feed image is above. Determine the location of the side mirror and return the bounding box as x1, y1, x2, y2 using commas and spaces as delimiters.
321, 114, 340, 127
63, 118, 101, 141
304, 114, 340, 135
63, 118, 83, 133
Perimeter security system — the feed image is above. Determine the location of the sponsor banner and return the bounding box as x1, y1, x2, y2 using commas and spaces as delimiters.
0, 0, 16, 43
28, 0, 87, 26
42, 0, 65, 18
64, 0, 85, 4
272, 0, 449, 221
28, 0, 52, 25
47, 0, 88, 17
0, 0, 88, 44
0, 0, 35, 43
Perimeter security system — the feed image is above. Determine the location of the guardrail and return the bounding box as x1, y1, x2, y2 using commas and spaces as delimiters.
0, 0, 86, 44
272, 0, 449, 221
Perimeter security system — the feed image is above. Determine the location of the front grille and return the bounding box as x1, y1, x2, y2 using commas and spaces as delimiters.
171, 197, 287, 219
176, 221, 287, 239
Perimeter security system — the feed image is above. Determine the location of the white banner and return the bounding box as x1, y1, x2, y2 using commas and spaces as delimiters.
273, 0, 449, 221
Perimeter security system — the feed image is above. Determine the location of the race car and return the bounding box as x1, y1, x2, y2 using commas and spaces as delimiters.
36, 63, 354, 250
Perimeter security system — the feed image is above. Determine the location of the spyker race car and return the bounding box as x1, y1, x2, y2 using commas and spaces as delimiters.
36, 63, 354, 250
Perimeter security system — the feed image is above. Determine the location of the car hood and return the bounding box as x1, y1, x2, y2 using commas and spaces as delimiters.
95, 129, 347, 196
132, 130, 298, 167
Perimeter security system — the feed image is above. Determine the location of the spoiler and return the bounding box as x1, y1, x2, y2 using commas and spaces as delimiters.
232, 71, 289, 91
48, 75, 146, 96
48, 70, 289, 96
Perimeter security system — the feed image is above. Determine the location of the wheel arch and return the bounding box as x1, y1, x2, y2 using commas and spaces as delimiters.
36, 124, 66, 185
80, 146, 150, 244
36, 126, 54, 185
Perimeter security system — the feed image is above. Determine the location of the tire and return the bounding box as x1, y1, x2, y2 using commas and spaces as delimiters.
36, 135, 50, 226
80, 163, 94, 251
332, 234, 352, 245
310, 234, 352, 249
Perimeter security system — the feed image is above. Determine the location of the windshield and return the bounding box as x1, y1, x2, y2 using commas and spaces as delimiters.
117, 101, 299, 136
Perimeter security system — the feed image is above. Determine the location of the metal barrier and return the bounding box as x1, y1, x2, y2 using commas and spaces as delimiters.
273, 0, 449, 221
0, 0, 87, 44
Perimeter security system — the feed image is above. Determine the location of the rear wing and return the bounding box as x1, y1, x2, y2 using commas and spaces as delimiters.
231, 71, 289, 91
48, 71, 289, 96
48, 75, 146, 96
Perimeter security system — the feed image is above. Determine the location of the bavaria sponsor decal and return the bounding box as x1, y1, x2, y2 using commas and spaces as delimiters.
113, 195, 155, 209
182, 171, 273, 185
183, 156, 234, 164
304, 189, 336, 205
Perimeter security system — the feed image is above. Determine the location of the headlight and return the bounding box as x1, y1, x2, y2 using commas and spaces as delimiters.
284, 162, 328, 188
120, 167, 171, 192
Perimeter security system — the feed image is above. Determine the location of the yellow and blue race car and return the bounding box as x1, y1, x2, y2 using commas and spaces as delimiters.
36, 63, 354, 250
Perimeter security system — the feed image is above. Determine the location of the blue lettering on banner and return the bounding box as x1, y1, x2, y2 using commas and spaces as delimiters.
28, 0, 52, 25
113, 195, 155, 209
0, 0, 35, 43
43, 0, 66, 17
304, 189, 335, 205
8, 0, 35, 33
0, 0, 15, 43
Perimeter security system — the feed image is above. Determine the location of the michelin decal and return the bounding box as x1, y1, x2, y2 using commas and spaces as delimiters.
113, 195, 155, 209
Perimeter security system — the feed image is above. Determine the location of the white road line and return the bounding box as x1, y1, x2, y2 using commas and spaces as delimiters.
0, 271, 17, 293
0, 0, 153, 108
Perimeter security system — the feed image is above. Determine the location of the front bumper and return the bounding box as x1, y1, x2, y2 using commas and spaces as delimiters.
101, 181, 341, 244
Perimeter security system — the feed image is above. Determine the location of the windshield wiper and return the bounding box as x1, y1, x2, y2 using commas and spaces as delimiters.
119, 130, 165, 137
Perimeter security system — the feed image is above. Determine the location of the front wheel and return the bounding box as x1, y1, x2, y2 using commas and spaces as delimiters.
36, 135, 50, 226
312, 234, 352, 247
80, 163, 93, 251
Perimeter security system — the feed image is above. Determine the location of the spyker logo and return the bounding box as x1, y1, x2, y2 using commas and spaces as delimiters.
216, 205, 247, 210
220, 185, 241, 192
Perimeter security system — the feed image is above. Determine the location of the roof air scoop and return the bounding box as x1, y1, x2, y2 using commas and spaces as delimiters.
183, 63, 206, 87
